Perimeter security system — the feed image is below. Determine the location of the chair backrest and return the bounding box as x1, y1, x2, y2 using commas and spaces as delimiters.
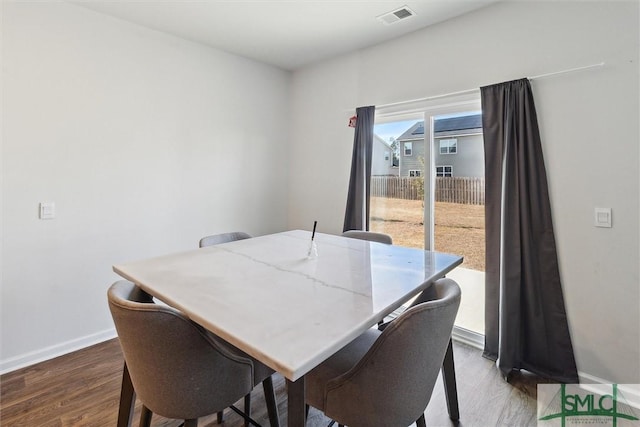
342, 230, 393, 245
107, 280, 253, 420
324, 278, 461, 427
199, 231, 252, 248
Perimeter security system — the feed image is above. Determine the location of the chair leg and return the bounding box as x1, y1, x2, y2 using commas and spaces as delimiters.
184, 419, 198, 427
217, 410, 224, 423
441, 338, 459, 421
244, 393, 251, 427
416, 413, 427, 427
263, 376, 280, 427
139, 405, 152, 427
117, 362, 136, 427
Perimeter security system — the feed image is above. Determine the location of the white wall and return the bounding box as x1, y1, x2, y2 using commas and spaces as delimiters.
1, 2, 290, 372
289, 1, 639, 383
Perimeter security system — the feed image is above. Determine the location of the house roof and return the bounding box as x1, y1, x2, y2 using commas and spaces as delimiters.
396, 114, 482, 140
374, 134, 392, 148
435, 114, 483, 132
396, 121, 425, 141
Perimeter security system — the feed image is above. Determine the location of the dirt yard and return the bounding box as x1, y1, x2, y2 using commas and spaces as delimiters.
369, 197, 485, 271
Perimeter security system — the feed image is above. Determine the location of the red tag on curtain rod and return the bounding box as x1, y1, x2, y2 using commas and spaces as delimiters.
348, 115, 357, 128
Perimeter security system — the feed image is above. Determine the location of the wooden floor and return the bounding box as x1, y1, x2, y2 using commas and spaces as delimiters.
1, 339, 543, 426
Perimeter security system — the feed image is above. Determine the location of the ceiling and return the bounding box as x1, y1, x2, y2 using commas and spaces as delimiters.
73, 0, 499, 71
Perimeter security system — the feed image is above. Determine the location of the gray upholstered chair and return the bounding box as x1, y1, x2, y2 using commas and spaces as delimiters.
198, 230, 259, 424
343, 229, 394, 328
108, 280, 279, 427
199, 231, 252, 248
305, 278, 461, 427
342, 230, 393, 245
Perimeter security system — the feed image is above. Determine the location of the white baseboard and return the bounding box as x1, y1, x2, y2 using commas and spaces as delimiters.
578, 372, 640, 410
0, 328, 117, 375
579, 371, 612, 384
452, 325, 484, 349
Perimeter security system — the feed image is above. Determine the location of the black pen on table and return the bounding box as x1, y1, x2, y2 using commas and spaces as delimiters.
307, 221, 318, 258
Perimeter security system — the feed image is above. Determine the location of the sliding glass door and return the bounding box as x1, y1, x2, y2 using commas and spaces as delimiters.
372, 97, 486, 340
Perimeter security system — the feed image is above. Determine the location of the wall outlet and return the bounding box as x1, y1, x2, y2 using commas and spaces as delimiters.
594, 207, 611, 228
39, 202, 55, 220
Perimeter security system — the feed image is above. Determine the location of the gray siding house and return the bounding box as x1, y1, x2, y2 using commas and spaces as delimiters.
395, 114, 484, 178
396, 122, 427, 177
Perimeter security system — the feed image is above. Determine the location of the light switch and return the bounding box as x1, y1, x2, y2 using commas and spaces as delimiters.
594, 207, 611, 228
39, 202, 55, 220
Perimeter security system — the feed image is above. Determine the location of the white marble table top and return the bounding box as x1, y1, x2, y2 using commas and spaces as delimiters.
113, 230, 462, 381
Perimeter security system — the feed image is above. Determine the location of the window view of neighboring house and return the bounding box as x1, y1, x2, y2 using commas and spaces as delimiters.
436, 165, 453, 177
372, 134, 398, 176
439, 138, 457, 154
404, 142, 413, 156
395, 122, 425, 177
394, 114, 484, 178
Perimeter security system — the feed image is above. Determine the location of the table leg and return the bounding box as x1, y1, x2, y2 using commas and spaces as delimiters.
441, 338, 459, 420
117, 362, 136, 427
287, 377, 306, 427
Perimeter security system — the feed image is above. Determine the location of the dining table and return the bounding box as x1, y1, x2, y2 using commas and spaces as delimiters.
112, 229, 463, 426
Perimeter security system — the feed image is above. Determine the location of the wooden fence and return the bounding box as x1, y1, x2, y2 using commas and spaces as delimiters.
371, 176, 485, 205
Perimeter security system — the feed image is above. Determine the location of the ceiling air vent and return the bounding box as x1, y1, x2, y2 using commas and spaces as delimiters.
377, 6, 416, 26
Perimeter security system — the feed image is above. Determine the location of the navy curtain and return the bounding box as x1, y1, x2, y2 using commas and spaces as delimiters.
343, 106, 375, 232
481, 79, 578, 383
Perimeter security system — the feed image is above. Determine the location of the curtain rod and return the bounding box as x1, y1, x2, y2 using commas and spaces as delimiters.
373, 62, 605, 110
